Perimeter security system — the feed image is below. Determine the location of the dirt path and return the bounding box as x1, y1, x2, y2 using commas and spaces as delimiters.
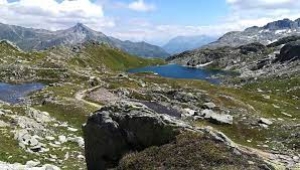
75, 86, 102, 109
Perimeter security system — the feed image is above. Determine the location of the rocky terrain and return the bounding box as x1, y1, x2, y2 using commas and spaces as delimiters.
0, 21, 299, 170
0, 40, 163, 169
82, 71, 300, 169
168, 35, 300, 82
0, 23, 169, 58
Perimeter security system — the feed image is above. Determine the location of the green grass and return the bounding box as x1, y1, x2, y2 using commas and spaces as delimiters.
71, 43, 165, 71
0, 41, 46, 63
36, 102, 94, 132
243, 76, 300, 101
0, 128, 38, 164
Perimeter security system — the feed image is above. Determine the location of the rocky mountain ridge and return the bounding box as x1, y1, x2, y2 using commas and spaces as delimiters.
205, 18, 300, 48
0, 23, 169, 58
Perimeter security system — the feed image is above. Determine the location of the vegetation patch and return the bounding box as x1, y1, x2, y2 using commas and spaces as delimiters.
118, 132, 268, 170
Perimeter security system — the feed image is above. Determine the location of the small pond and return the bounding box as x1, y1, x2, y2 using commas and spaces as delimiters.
0, 83, 45, 104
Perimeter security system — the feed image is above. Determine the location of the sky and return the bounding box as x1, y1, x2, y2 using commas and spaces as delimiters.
1, 0, 300, 45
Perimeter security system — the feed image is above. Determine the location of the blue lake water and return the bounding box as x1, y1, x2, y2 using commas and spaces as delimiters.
128, 64, 232, 84
0, 83, 45, 104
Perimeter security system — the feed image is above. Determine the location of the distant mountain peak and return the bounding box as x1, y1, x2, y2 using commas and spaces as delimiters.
68, 23, 93, 34
200, 17, 300, 49
263, 18, 298, 30
0, 22, 169, 58
163, 35, 217, 54
75, 22, 84, 27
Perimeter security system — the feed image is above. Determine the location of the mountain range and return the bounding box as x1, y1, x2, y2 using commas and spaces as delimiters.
163, 35, 217, 54
167, 17, 300, 77
0, 23, 169, 58
204, 18, 300, 48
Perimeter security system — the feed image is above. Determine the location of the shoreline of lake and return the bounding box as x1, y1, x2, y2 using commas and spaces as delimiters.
128, 64, 236, 84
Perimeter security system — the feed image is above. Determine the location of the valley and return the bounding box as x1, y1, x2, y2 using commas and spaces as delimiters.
0, 18, 299, 170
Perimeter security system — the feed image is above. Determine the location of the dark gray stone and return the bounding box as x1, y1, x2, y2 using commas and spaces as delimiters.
83, 101, 181, 170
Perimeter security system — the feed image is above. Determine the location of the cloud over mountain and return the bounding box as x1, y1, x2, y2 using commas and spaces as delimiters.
0, 0, 114, 30
1, 0, 300, 45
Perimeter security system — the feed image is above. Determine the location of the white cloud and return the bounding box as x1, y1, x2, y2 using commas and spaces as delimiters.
227, 0, 300, 9
1, 0, 300, 46
128, 0, 155, 12
224, 0, 300, 30
109, 0, 300, 45
110, 0, 300, 45
0, 0, 114, 31
0, 0, 7, 5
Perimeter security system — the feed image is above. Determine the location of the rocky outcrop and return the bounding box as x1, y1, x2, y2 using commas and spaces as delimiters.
83, 100, 297, 170
83, 101, 185, 170
276, 40, 300, 62
83, 100, 237, 169
167, 43, 267, 70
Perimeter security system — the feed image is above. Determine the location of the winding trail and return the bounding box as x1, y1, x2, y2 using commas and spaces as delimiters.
205, 127, 299, 169
75, 85, 102, 109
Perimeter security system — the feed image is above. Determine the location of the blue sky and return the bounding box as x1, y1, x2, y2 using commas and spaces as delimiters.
1, 0, 300, 45
104, 0, 229, 26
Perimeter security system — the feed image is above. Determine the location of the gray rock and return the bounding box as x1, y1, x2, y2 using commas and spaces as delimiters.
203, 102, 216, 109
293, 156, 299, 161
14, 129, 47, 153
183, 108, 197, 117
58, 135, 67, 144
67, 137, 84, 147
138, 80, 146, 87
27, 108, 53, 123
0, 120, 9, 127
276, 40, 300, 63
259, 118, 273, 126
14, 116, 44, 131
26, 160, 40, 168
83, 101, 183, 170
45, 136, 55, 141
200, 109, 233, 125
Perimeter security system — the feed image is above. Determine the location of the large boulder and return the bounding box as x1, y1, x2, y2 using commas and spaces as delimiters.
83, 101, 184, 170
277, 41, 300, 62
238, 42, 266, 55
